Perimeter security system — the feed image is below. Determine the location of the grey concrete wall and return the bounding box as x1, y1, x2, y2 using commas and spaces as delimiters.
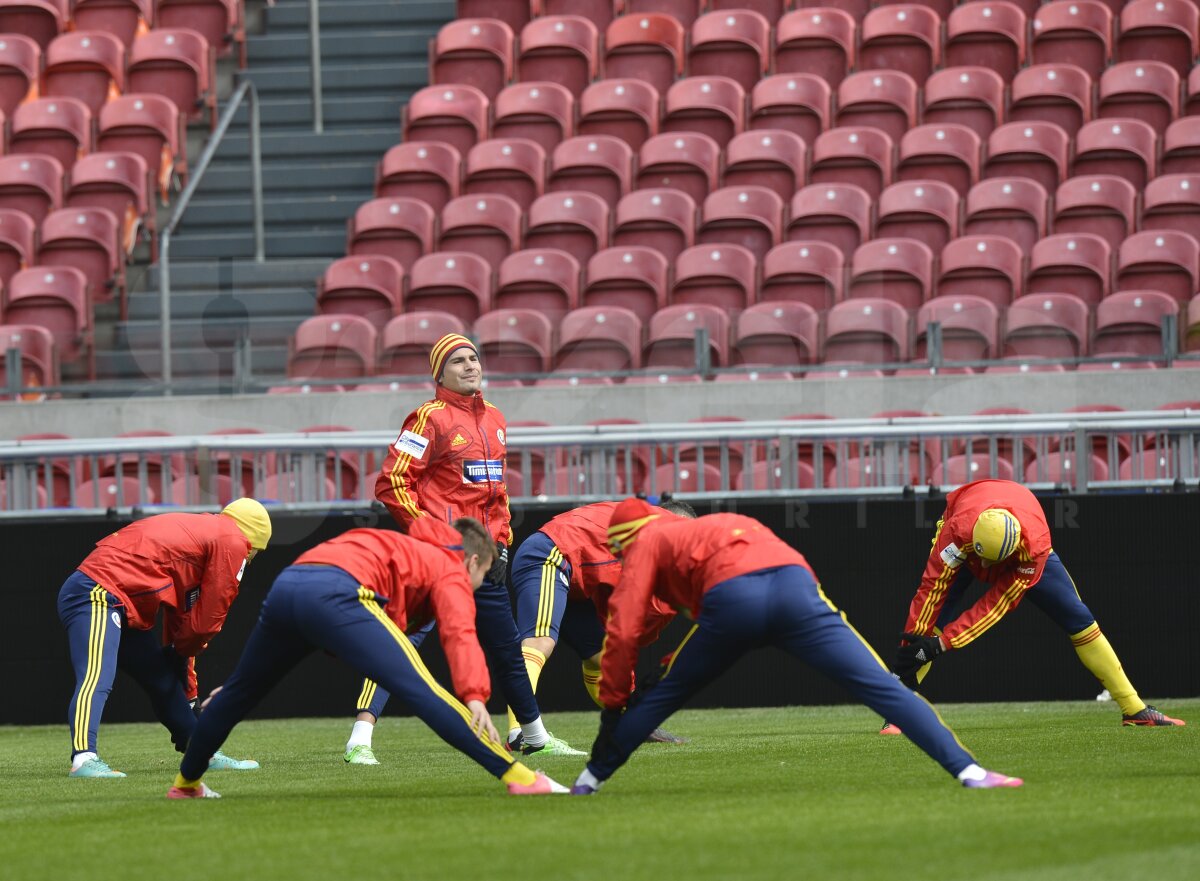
3, 370, 1199, 439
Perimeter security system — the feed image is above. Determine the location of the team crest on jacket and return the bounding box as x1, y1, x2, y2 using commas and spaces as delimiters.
496, 428, 505, 445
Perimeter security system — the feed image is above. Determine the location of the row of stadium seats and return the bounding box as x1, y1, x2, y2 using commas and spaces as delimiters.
430, 2, 1200, 103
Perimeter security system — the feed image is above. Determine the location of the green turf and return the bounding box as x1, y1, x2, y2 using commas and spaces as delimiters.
2, 700, 1197, 881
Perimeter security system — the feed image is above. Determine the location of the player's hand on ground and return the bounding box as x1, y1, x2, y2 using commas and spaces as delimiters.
466, 700, 500, 743
200, 686, 223, 711
894, 633, 946, 676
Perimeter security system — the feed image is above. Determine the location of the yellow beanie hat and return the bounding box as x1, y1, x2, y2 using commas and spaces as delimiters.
972, 508, 1021, 564
221, 498, 272, 550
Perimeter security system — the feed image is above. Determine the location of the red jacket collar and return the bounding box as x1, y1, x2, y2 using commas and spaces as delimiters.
435, 383, 485, 415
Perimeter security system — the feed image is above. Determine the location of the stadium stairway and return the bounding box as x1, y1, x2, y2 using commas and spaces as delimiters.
102, 0, 456, 385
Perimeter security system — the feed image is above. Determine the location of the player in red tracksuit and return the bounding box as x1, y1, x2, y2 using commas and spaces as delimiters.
168, 517, 566, 798
344, 332, 577, 762
506, 499, 695, 744
569, 499, 1024, 794
57, 499, 271, 778
881, 479, 1184, 733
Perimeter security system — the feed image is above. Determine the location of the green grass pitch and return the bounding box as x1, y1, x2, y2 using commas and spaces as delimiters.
2, 700, 1197, 881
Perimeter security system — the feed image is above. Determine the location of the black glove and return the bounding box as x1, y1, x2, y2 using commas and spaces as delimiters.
893, 632, 946, 678
626, 654, 670, 709
590, 707, 624, 766
487, 542, 509, 585
161, 645, 189, 686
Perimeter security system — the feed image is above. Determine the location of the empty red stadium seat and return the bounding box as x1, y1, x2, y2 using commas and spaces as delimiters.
74, 475, 151, 508
661, 75, 745, 149
316, 256, 404, 332
963, 177, 1049, 256
65, 151, 151, 255
1031, 1, 1112, 79
1053, 175, 1137, 252
933, 455, 1017, 486
0, 33, 39, 117
733, 301, 819, 367
612, 188, 696, 264
577, 78, 659, 150
787, 183, 871, 257
858, 4, 941, 84
747, 74, 830, 147
474, 308, 553, 375
128, 28, 214, 126
0, 208, 35, 289
1141, 173, 1200, 243
495, 247, 580, 319
288, 315, 377, 380
1093, 289, 1180, 356
922, 67, 1006, 141
463, 137, 546, 210
541, 0, 614, 29
517, 15, 598, 98
644, 303, 729, 369
405, 251, 492, 324
1116, 0, 1198, 76
735, 460, 816, 492
722, 130, 806, 202
439, 193, 522, 269
896, 123, 982, 198
430, 18, 514, 101
554, 304, 642, 373
671, 244, 757, 313
346, 197, 435, 271
1004, 292, 1091, 358
0, 323, 57, 393
255, 473, 338, 504
688, 9, 769, 93
1008, 63, 1093, 137
835, 69, 918, 145
875, 181, 961, 254
696, 186, 782, 262
636, 132, 721, 205
98, 93, 184, 201
10, 97, 91, 173
1187, 294, 1200, 350
761, 241, 844, 312
1098, 60, 1179, 132
403, 84, 489, 157
2, 265, 89, 369
375, 141, 460, 211
1027, 232, 1111, 306
1162, 116, 1200, 175
0, 154, 62, 224
458, 0, 527, 32
983, 121, 1071, 193
1026, 451, 1110, 485
0, 0, 66, 51
490, 81, 574, 152
604, 13, 681, 97
774, 7, 856, 88
936, 235, 1023, 306
73, 0, 153, 49
1072, 118, 1158, 190
547, 135, 632, 208
157, 0, 243, 64
37, 207, 122, 309
169, 474, 236, 507
582, 246, 667, 323
823, 298, 910, 364
944, 2, 1027, 82
809, 127, 894, 201
848, 238, 934, 311
653, 461, 723, 493
524, 191, 609, 266
915, 295, 999, 361
1118, 449, 1180, 481
379, 311, 466, 376
1116, 230, 1200, 304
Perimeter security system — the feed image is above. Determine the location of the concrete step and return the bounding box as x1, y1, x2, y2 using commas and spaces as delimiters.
144, 259, 330, 291
247, 30, 434, 63
211, 127, 398, 162
265, 0, 453, 32
229, 95, 406, 129
96, 344, 290, 380
128, 286, 317, 320
198, 160, 378, 196
115, 316, 303, 349
237, 61, 427, 97
176, 194, 368, 231
166, 228, 347, 261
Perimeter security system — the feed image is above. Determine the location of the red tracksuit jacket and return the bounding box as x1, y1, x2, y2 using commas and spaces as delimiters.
906, 479, 1053, 649
374, 384, 512, 544
77, 512, 251, 657
293, 518, 491, 705
600, 513, 813, 709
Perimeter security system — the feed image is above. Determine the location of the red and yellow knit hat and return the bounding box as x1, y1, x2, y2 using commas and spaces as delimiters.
606, 497, 660, 556
429, 333, 478, 381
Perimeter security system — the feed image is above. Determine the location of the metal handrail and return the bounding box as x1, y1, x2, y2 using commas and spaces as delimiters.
159, 78, 265, 392
309, 0, 324, 132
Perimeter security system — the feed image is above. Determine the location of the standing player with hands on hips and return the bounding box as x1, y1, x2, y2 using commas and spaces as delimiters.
881, 479, 1184, 734
58, 499, 271, 778
342, 333, 582, 765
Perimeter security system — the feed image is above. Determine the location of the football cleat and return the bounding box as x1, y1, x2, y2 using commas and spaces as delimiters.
506, 731, 522, 753
522, 733, 586, 756
645, 728, 689, 744
344, 744, 380, 765
879, 722, 903, 736
208, 751, 260, 771
507, 771, 569, 795
167, 782, 221, 799
69, 757, 126, 778
962, 770, 1024, 789
570, 782, 599, 795
1122, 705, 1185, 727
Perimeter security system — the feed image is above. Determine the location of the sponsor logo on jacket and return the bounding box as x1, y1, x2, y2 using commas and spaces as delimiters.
462, 459, 504, 483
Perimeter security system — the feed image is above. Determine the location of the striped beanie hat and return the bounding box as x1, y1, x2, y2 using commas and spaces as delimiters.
429, 333, 478, 381
972, 508, 1021, 564
606, 497, 661, 557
